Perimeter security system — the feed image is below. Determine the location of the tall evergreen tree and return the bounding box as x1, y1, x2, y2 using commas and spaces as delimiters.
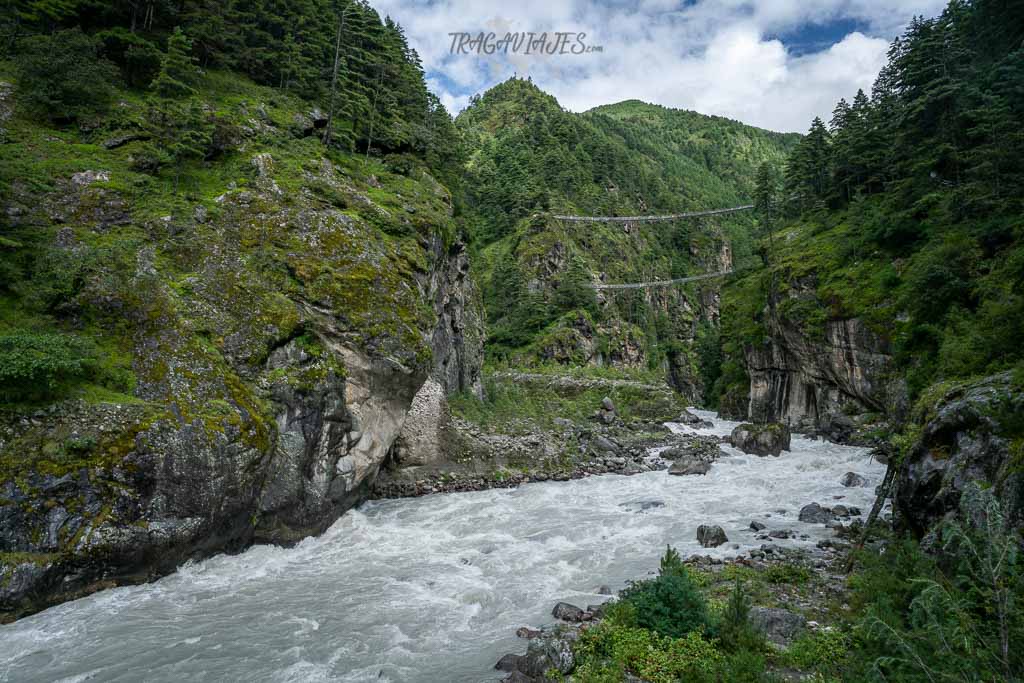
152, 27, 198, 99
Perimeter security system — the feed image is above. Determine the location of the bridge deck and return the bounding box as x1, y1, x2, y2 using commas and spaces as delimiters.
590, 271, 732, 290
553, 205, 754, 223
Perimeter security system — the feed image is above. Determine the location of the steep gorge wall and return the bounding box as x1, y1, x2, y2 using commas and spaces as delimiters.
0, 143, 483, 619
724, 273, 905, 435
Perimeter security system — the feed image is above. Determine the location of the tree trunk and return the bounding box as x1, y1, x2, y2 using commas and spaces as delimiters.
322, 9, 347, 147
365, 66, 384, 161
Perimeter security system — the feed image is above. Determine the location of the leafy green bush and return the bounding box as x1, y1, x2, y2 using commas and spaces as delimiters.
618, 546, 711, 639
0, 332, 96, 401
784, 629, 850, 676
573, 623, 723, 683
764, 562, 812, 585
14, 28, 119, 122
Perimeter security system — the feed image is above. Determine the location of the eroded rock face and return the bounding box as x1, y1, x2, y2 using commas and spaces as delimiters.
738, 274, 904, 435
730, 423, 791, 457
896, 372, 1024, 535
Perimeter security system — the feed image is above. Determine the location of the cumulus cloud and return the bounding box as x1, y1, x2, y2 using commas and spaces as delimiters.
372, 0, 947, 132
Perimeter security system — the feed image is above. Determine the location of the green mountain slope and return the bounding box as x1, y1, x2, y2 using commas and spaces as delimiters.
455, 79, 798, 396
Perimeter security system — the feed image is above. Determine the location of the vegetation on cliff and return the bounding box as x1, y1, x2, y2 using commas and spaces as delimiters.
715, 0, 1024, 408
0, 0, 482, 616
454, 78, 797, 391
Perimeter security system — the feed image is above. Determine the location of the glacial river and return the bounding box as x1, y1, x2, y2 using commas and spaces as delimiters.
0, 410, 884, 682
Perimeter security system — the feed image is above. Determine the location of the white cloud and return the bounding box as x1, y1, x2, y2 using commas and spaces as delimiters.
373, 0, 946, 132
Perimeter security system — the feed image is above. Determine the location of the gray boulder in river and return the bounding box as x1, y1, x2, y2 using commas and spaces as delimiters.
697, 524, 728, 547
729, 422, 792, 456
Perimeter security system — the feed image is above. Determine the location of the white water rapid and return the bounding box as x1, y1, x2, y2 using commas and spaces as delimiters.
1, 410, 885, 682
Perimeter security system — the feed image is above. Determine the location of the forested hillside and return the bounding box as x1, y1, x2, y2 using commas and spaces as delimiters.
714, 0, 1024, 412
455, 79, 798, 396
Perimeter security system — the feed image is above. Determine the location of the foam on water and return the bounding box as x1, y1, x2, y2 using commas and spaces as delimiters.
0, 410, 884, 682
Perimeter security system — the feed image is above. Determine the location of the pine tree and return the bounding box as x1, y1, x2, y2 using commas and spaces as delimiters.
554, 254, 597, 315
152, 27, 198, 98
754, 161, 779, 262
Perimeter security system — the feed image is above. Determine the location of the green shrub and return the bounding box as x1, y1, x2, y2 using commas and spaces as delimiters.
574, 624, 724, 683
618, 546, 711, 639
764, 562, 812, 585
0, 332, 96, 402
14, 28, 119, 122
717, 578, 763, 653
784, 629, 850, 676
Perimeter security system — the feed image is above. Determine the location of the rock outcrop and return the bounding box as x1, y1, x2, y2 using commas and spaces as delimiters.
697, 524, 728, 547
0, 141, 483, 619
896, 372, 1024, 535
729, 271, 904, 437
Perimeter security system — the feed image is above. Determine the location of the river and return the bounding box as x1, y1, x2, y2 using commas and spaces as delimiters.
0, 410, 885, 682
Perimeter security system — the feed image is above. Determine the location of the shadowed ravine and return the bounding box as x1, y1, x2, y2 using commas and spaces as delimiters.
0, 411, 885, 682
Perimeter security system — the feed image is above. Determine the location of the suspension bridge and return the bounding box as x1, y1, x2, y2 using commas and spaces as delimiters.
588, 270, 733, 290
553, 204, 753, 289
552, 204, 754, 223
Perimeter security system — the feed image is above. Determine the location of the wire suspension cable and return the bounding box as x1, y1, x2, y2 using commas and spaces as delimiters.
553, 205, 754, 223
589, 270, 732, 290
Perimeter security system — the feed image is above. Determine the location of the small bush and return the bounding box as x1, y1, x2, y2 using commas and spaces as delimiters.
784, 629, 850, 675
618, 546, 711, 639
0, 332, 96, 402
764, 562, 812, 585
574, 624, 723, 683
14, 28, 119, 122
718, 578, 763, 653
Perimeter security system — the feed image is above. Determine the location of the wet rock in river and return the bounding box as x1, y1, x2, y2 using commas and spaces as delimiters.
551, 602, 588, 622
676, 409, 713, 428
798, 502, 833, 524
840, 472, 867, 487
697, 524, 728, 547
729, 422, 791, 456
749, 520, 767, 531
668, 457, 711, 476
495, 653, 521, 671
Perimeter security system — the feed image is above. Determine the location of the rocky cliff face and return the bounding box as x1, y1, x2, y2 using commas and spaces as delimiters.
731, 274, 904, 434
895, 372, 1024, 535
0, 126, 483, 618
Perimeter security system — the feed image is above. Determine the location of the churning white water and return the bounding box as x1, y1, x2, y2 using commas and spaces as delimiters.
0, 410, 884, 682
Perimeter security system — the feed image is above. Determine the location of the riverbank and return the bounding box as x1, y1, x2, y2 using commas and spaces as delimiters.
493, 499, 882, 682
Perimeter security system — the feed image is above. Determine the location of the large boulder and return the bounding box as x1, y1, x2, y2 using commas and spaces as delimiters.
749, 607, 807, 647
729, 423, 791, 457
798, 502, 833, 524
516, 631, 576, 677
697, 524, 728, 547
676, 409, 713, 429
819, 412, 856, 444
668, 457, 711, 476
661, 436, 724, 462
896, 372, 1024, 535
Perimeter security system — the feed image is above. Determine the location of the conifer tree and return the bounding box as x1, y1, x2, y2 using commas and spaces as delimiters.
152, 27, 198, 98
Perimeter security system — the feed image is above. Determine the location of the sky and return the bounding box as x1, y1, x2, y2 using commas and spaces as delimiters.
372, 0, 949, 133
